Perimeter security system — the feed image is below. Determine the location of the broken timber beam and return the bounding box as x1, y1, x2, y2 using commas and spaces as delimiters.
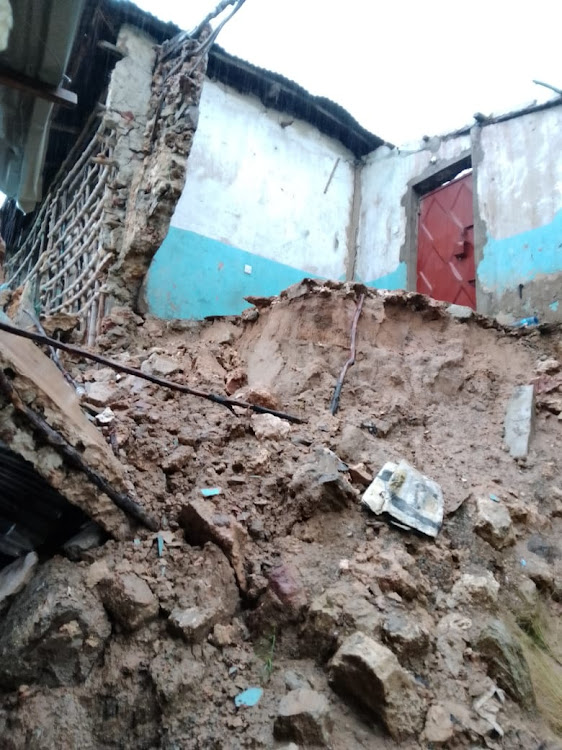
0, 320, 306, 424
0, 369, 158, 531
0, 66, 77, 108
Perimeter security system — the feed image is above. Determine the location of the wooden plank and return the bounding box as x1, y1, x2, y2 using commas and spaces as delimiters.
0, 66, 77, 108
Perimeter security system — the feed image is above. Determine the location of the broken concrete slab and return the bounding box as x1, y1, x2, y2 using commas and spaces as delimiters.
274, 688, 333, 746
362, 460, 443, 537
329, 631, 427, 740
504, 385, 534, 458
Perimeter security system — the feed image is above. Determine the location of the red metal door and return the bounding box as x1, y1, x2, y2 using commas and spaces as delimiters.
416, 173, 476, 308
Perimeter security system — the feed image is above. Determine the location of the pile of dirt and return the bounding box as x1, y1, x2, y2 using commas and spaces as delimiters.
0, 281, 561, 749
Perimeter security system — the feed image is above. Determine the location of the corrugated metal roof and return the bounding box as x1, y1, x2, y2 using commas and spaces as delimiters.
0, 0, 85, 212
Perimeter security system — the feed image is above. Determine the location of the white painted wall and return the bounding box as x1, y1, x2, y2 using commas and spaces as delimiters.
477, 106, 562, 239
356, 135, 471, 283
170, 79, 356, 278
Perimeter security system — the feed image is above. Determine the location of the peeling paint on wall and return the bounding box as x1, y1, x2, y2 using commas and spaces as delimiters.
362, 261, 408, 291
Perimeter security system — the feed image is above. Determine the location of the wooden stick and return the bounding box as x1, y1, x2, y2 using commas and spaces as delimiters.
0, 369, 159, 531
0, 320, 306, 424
330, 294, 365, 415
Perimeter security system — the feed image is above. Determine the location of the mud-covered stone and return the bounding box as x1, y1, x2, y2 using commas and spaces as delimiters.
381, 610, 432, 662
329, 631, 427, 740
474, 496, 514, 548
450, 572, 499, 607
274, 689, 332, 746
423, 703, 455, 744
251, 413, 291, 440
289, 446, 356, 518
475, 618, 535, 709
0, 558, 110, 688
98, 572, 159, 631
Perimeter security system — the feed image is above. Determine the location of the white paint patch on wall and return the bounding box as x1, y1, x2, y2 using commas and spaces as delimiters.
170, 79, 356, 279
355, 136, 471, 283
477, 106, 562, 239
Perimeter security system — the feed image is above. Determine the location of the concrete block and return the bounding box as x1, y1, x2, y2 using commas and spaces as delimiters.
447, 304, 473, 320
504, 385, 535, 458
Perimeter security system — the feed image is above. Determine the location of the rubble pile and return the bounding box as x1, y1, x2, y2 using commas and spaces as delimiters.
0, 281, 561, 749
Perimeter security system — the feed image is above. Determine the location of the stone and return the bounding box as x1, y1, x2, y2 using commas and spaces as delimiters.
0, 551, 38, 613
168, 606, 217, 643
251, 413, 291, 440
424, 704, 455, 744
161, 445, 193, 473
436, 613, 472, 677
504, 385, 534, 458
348, 463, 372, 486
351, 545, 425, 601
225, 368, 247, 395
535, 358, 560, 374
83, 380, 120, 407
209, 623, 236, 647
235, 386, 281, 410
274, 689, 333, 746
178, 498, 248, 589
329, 631, 427, 740
304, 580, 382, 660
474, 496, 514, 548
98, 572, 159, 631
289, 446, 356, 519
268, 562, 307, 615
447, 304, 473, 320
63, 522, 105, 561
336, 424, 375, 463
362, 460, 444, 538
475, 619, 535, 708
140, 352, 181, 377
381, 611, 432, 662
0, 557, 111, 688
450, 572, 499, 607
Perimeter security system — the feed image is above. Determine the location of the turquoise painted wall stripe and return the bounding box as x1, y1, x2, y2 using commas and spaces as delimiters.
363, 261, 407, 291
145, 229, 410, 320
146, 228, 321, 319
478, 209, 562, 294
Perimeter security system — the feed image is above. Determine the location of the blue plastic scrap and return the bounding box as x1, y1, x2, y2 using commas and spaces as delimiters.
157, 534, 164, 557
200, 488, 221, 498
234, 687, 263, 708
512, 316, 539, 328
489, 494, 500, 503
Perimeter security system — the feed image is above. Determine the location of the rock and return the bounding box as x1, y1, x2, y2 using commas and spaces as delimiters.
336, 424, 375, 463
0, 557, 111, 688
348, 463, 372, 486
179, 498, 248, 589
251, 413, 291, 440
98, 572, 158, 631
447, 304, 473, 320
329, 631, 427, 740
362, 460, 444, 538
168, 606, 217, 643
161, 445, 193, 473
140, 352, 181, 377
435, 613, 472, 677
424, 703, 455, 744
475, 619, 535, 709
504, 385, 535, 458
535, 358, 560, 374
381, 611, 432, 662
83, 380, 120, 407
241, 307, 259, 322
304, 580, 382, 660
0, 551, 38, 613
289, 446, 356, 519
235, 386, 281, 410
284, 670, 311, 691
350, 545, 425, 601
274, 689, 333, 746
63, 522, 105, 561
450, 572, 499, 607
474, 496, 514, 548
209, 623, 236, 647
225, 368, 247, 395
248, 562, 307, 631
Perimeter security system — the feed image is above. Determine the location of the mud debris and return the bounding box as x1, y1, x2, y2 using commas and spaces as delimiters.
0, 283, 561, 748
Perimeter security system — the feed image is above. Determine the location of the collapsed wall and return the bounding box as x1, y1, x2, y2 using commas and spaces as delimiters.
0, 283, 560, 749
